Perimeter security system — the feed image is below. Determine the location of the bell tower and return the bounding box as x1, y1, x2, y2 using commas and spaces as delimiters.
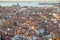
17, 3, 19, 6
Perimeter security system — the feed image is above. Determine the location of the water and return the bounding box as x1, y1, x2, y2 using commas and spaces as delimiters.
0, 2, 54, 7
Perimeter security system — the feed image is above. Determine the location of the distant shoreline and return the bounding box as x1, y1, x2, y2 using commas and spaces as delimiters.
0, 1, 60, 3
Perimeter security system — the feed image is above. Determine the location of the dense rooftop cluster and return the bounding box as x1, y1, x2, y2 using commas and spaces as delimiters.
0, 3, 60, 40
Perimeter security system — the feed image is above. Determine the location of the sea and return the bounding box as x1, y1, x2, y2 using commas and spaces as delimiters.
0, 1, 57, 7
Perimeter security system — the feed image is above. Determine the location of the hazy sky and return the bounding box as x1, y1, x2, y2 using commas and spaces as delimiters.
0, 0, 60, 3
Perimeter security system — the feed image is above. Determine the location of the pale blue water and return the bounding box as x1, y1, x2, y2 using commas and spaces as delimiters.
0, 2, 54, 7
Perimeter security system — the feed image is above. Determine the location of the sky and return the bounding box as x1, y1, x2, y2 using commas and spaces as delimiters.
0, 0, 60, 3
